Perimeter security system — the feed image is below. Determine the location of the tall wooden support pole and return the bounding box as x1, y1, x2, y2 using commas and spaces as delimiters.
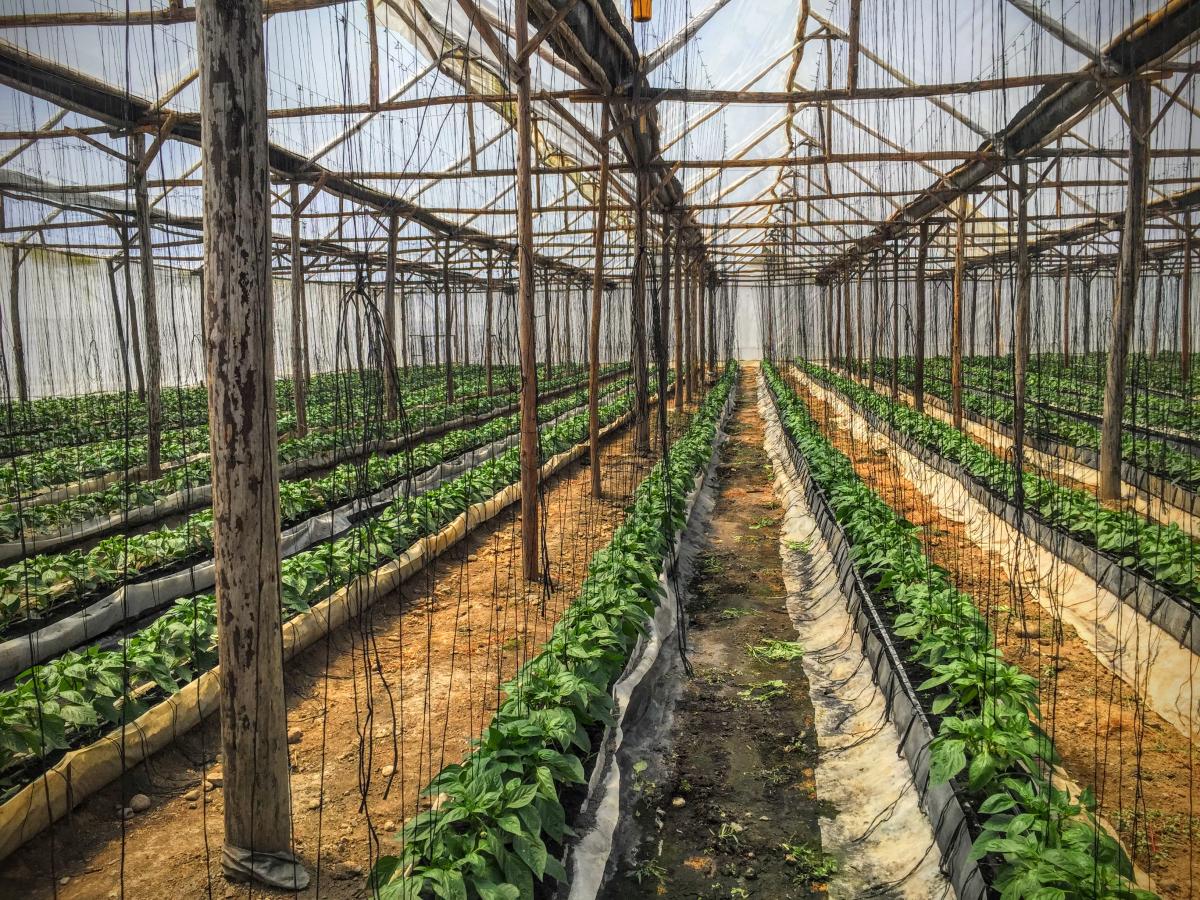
515, 0, 540, 580
1151, 268, 1163, 360
855, 273, 864, 377
1061, 247, 1072, 368
196, 0, 306, 887
992, 275, 1002, 358
442, 241, 455, 403
1183, 219, 1193, 383
890, 252, 900, 400
969, 275, 979, 360
914, 222, 929, 412
869, 265, 880, 390
543, 273, 554, 378
697, 266, 707, 385
842, 275, 853, 370
288, 184, 309, 436
684, 260, 695, 402
825, 282, 835, 365
1100, 78, 1151, 500
383, 213, 399, 419
631, 173, 650, 451
673, 222, 684, 411
588, 106, 610, 498
951, 199, 966, 429
485, 249, 495, 395
1013, 163, 1032, 505
399, 276, 410, 377
660, 217, 671, 375
7, 247, 26, 403
105, 259, 132, 388
433, 278, 441, 370
707, 277, 717, 377
132, 133, 163, 478
120, 228, 147, 400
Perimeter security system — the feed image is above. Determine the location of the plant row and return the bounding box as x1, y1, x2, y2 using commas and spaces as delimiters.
804, 361, 1199, 608
862, 356, 1200, 494
0, 366, 615, 541
0, 377, 637, 634
764, 362, 1153, 900
370, 362, 736, 900
0, 365, 519, 500
0, 382, 650, 782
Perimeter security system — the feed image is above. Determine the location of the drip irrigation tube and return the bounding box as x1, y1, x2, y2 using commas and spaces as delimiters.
763, 375, 994, 900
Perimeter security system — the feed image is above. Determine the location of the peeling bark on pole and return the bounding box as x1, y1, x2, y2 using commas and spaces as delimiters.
588, 109, 609, 497
516, 0, 540, 580
132, 133, 163, 478
914, 222, 928, 412
7, 247, 26, 404
1013, 163, 1032, 507
384, 213, 399, 419
196, 0, 304, 885
288, 183, 308, 437
951, 200, 966, 429
1100, 78, 1151, 501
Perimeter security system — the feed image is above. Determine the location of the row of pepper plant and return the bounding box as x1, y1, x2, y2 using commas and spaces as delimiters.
0, 376, 639, 635
0, 382, 654, 789
764, 361, 1153, 900
0, 366, 619, 541
804, 361, 1199, 608
370, 362, 736, 900
863, 356, 1200, 493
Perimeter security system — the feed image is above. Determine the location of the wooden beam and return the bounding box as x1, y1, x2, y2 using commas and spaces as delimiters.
846, 0, 862, 92
0, 0, 347, 26
1100, 78, 1151, 499
196, 0, 306, 888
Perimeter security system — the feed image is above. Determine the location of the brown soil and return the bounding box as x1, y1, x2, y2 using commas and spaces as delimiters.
798, 380, 1200, 899
0, 408, 693, 900
602, 366, 830, 900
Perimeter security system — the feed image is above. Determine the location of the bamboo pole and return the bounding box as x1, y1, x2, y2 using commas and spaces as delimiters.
384, 212, 399, 419
132, 133, 163, 478
196, 0, 305, 887
515, 0, 540, 580
1100, 79, 1151, 500
914, 222, 928, 412
951, 199, 966, 428
289, 184, 309, 436
7, 246, 26, 403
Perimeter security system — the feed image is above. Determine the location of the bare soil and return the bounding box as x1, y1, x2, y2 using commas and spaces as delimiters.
0, 410, 690, 900
601, 366, 830, 900
799, 381, 1200, 899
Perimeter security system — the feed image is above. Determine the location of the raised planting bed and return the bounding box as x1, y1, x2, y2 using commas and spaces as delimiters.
370, 364, 738, 900
763, 361, 1154, 900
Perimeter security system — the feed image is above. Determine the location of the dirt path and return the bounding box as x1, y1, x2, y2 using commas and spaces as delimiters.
797, 380, 1199, 899
1, 408, 693, 900
601, 366, 832, 900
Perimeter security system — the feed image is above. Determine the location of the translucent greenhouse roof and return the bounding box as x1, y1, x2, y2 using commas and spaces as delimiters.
0, 0, 1198, 282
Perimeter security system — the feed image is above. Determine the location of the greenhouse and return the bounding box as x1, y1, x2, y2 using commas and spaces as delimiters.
0, 0, 1196, 897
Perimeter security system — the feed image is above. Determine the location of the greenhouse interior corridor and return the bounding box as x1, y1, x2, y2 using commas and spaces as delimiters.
0, 0, 1197, 897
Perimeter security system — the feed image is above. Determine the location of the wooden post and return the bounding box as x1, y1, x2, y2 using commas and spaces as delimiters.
433, 277, 441, 370
485, 249, 495, 395
825, 281, 835, 366
842, 275, 854, 371
697, 265, 707, 386
120, 227, 147, 400
660, 216, 671, 379
869, 264, 880, 389
632, 173, 650, 451
132, 132, 163, 478
1100, 78, 1151, 500
442, 240, 455, 403
1061, 247, 1072, 368
684, 258, 695, 403
914, 222, 929, 412
1183, 218, 1193, 383
588, 105, 610, 497
384, 213, 399, 419
399, 273, 409, 376
992, 274, 1002, 358
891, 251, 900, 400
196, 0, 306, 888
106, 259, 132, 388
855, 272, 864, 378
1150, 266, 1163, 360
968, 273, 979, 360
707, 276, 717, 377
288, 184, 308, 436
516, 0, 540, 580
543, 272, 553, 378
7, 247, 27, 403
1013, 163, 1032, 505
462, 282, 471, 370
673, 220, 684, 411
951, 198, 966, 428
